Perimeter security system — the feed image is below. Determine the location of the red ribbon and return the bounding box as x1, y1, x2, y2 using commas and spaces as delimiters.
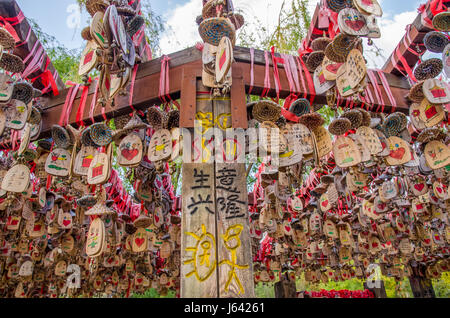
30, 57, 60, 96
262, 51, 271, 98
89, 78, 100, 124
75, 79, 92, 127
367, 70, 385, 113
376, 70, 397, 113
159, 55, 171, 103
0, 12, 24, 43
270, 46, 284, 102
297, 40, 316, 104
249, 47, 255, 95
129, 63, 144, 115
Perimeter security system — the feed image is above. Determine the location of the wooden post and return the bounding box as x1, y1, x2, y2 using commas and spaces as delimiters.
408, 264, 436, 298
180, 78, 254, 298
409, 277, 436, 298
181, 80, 218, 298
364, 280, 387, 298
274, 273, 296, 298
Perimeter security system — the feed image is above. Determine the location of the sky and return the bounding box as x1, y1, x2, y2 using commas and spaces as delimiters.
15, 0, 427, 69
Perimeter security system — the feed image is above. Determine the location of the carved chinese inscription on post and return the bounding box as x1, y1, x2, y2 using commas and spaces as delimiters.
181, 163, 217, 298
187, 168, 215, 215
216, 167, 246, 220
215, 163, 254, 298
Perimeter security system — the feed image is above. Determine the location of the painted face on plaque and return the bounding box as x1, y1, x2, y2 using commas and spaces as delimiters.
338, 8, 369, 36
148, 129, 172, 162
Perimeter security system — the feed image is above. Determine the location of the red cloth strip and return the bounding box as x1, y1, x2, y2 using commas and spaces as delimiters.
376, 70, 397, 113
76, 80, 91, 127
248, 48, 255, 95
59, 85, 75, 126
270, 46, 284, 102
89, 78, 100, 124
129, 64, 140, 113
261, 50, 271, 98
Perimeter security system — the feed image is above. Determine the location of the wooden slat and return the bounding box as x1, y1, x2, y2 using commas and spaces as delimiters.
180, 66, 201, 128
214, 95, 254, 298
230, 64, 247, 129
181, 163, 218, 298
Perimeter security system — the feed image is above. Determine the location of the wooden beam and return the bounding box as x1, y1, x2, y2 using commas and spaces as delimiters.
382, 1, 450, 76
38, 46, 411, 138
0, 0, 65, 94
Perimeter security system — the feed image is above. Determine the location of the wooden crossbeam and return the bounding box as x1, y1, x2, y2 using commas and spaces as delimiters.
382, 0, 450, 77
0, 0, 65, 94
39, 46, 411, 138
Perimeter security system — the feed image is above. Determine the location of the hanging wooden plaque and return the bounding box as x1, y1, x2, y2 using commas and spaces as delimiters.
216, 36, 233, 84
45, 148, 71, 177
290, 196, 303, 212
118, 133, 143, 167
58, 212, 73, 229
108, 5, 127, 52
424, 140, 450, 169
374, 129, 390, 157
333, 136, 362, 168
1, 164, 30, 193
338, 8, 369, 36
346, 49, 367, 88
148, 129, 172, 162
73, 145, 97, 176
322, 56, 343, 81
86, 218, 105, 257
109, 73, 124, 99
0, 73, 14, 103
385, 136, 411, 166
313, 125, 332, 158
350, 134, 371, 162
314, 65, 336, 94
286, 123, 313, 155
4, 99, 28, 130
324, 219, 338, 239
132, 228, 148, 253
423, 78, 450, 104
91, 12, 109, 49
320, 193, 332, 212
87, 151, 110, 185
279, 126, 303, 167
410, 102, 427, 131
356, 126, 382, 155
17, 123, 31, 156
354, 0, 383, 16
418, 98, 445, 127
79, 41, 98, 76
336, 64, 355, 97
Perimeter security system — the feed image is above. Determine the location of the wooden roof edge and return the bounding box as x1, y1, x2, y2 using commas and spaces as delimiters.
0, 0, 65, 95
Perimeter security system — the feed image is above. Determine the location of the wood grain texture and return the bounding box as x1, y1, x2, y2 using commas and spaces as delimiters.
181, 163, 217, 298
180, 82, 217, 298
214, 96, 254, 298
